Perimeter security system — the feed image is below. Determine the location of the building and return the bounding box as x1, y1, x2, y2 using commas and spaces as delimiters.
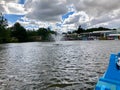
80, 30, 117, 40
108, 34, 120, 40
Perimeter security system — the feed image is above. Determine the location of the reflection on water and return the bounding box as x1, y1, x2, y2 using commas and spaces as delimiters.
0, 41, 120, 90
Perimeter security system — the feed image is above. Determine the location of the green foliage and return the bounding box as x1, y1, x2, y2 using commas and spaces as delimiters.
0, 13, 8, 27
27, 30, 38, 41
37, 28, 55, 41
0, 13, 117, 43
27, 30, 38, 36
86, 27, 111, 32
71, 26, 114, 34
67, 31, 72, 34
26, 28, 56, 41
0, 14, 57, 43
11, 22, 28, 42
10, 37, 18, 42
76, 25, 85, 34
0, 14, 10, 43
72, 25, 84, 34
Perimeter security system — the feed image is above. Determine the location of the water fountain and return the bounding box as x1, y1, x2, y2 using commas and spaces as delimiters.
51, 33, 64, 46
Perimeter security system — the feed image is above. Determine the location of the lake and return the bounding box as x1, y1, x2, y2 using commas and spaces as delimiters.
0, 40, 120, 90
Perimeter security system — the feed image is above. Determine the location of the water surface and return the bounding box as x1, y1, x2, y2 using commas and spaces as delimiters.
0, 41, 120, 90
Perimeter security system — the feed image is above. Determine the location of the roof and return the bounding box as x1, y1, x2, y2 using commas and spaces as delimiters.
109, 34, 120, 36
93, 30, 113, 33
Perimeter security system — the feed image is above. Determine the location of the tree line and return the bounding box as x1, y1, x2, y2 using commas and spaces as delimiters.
0, 14, 56, 43
0, 13, 116, 43
67, 25, 116, 34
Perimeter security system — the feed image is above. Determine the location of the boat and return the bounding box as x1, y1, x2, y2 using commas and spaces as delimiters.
95, 52, 120, 90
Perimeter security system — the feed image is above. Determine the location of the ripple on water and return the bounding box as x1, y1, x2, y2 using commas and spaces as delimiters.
0, 41, 120, 89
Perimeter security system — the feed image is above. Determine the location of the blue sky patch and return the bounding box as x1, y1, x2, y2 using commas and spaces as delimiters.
4, 14, 24, 23
18, 0, 25, 4
25, 25, 39, 30
56, 23, 62, 27
62, 11, 74, 21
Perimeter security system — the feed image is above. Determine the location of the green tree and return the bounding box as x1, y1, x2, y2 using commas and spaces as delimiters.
0, 13, 10, 43
72, 25, 85, 34
11, 22, 28, 42
0, 13, 8, 27
76, 25, 84, 34
37, 28, 49, 40
37, 28, 56, 41
0, 27, 11, 43
27, 30, 38, 41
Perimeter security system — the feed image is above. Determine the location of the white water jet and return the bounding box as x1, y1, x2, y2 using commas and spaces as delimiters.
51, 33, 64, 45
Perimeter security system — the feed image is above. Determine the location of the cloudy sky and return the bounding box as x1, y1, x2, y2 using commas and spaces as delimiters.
0, 0, 120, 32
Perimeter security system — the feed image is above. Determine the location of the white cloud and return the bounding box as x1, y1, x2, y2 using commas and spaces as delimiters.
65, 0, 120, 28
67, 0, 120, 17
25, 0, 68, 21
0, 4, 5, 13
6, 3, 25, 14
61, 24, 77, 32
63, 11, 89, 25
1, 0, 120, 30
0, 0, 25, 15
0, 0, 18, 3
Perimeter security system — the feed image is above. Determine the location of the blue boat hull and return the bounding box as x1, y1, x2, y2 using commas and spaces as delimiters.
95, 53, 120, 90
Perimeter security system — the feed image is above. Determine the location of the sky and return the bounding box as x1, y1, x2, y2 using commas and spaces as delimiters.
0, 0, 120, 32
